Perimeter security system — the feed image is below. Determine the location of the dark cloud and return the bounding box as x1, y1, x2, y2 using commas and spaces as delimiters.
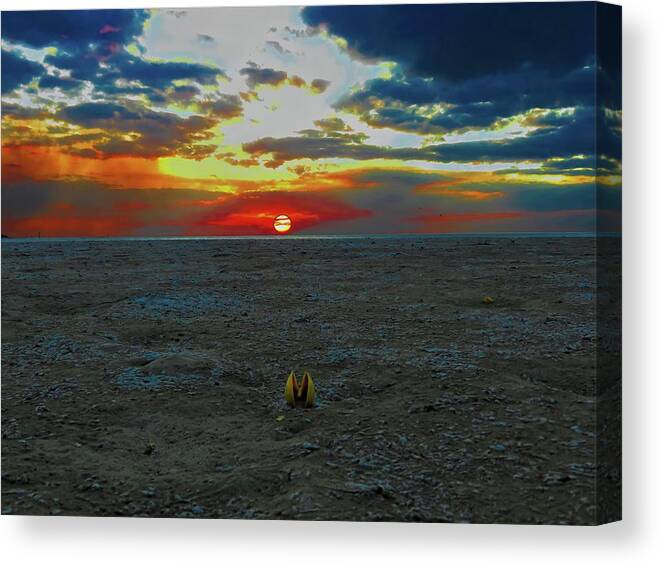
239, 63, 330, 94
240, 64, 288, 89
243, 106, 619, 168
42, 51, 104, 82
310, 79, 330, 94
295, 129, 367, 144
197, 33, 215, 43
334, 65, 596, 134
430, 107, 620, 163
303, 3, 620, 172
55, 101, 219, 159
596, 3, 622, 109
303, 4, 610, 82
314, 117, 352, 133
295, 120, 366, 144
243, 133, 425, 168
108, 51, 226, 90
1, 49, 44, 94
3, 20, 241, 162
57, 102, 140, 124
0, 102, 47, 120
283, 25, 317, 39
266, 40, 291, 55
196, 94, 243, 119
497, 155, 621, 178
42, 48, 226, 104
1, 123, 105, 150
38, 73, 84, 92
216, 152, 261, 168
1, 10, 149, 52
146, 86, 243, 119
3, 9, 227, 106
166, 84, 200, 103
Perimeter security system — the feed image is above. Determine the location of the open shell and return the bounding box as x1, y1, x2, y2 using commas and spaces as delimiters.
284, 371, 316, 408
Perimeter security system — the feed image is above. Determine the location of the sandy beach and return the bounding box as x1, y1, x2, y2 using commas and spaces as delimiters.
1, 236, 620, 523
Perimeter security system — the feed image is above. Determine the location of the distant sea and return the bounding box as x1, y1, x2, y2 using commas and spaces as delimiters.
2, 232, 621, 243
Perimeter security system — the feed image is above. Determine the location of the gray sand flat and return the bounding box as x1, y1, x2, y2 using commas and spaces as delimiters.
1, 237, 618, 523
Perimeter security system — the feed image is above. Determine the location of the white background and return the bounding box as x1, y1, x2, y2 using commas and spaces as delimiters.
0, 0, 659, 563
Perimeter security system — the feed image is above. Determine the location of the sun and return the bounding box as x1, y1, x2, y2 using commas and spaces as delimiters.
273, 214, 292, 234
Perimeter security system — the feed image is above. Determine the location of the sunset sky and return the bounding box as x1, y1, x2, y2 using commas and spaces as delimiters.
1, 3, 621, 236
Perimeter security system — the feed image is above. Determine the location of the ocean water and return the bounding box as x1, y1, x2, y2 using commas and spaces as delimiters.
1, 232, 620, 243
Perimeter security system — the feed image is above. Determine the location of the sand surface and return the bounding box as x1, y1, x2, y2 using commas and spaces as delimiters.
1, 236, 614, 523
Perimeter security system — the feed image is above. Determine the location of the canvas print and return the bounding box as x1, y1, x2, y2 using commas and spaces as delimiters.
1, 2, 621, 524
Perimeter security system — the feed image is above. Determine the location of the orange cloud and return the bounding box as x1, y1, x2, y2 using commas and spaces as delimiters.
2, 204, 145, 237
415, 173, 507, 193
3, 145, 157, 183
419, 185, 505, 201
1, 145, 220, 190
187, 190, 371, 235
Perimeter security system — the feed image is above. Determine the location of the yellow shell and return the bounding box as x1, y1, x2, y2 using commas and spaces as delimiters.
284, 370, 316, 408
284, 371, 297, 407
482, 295, 495, 304
300, 371, 316, 408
